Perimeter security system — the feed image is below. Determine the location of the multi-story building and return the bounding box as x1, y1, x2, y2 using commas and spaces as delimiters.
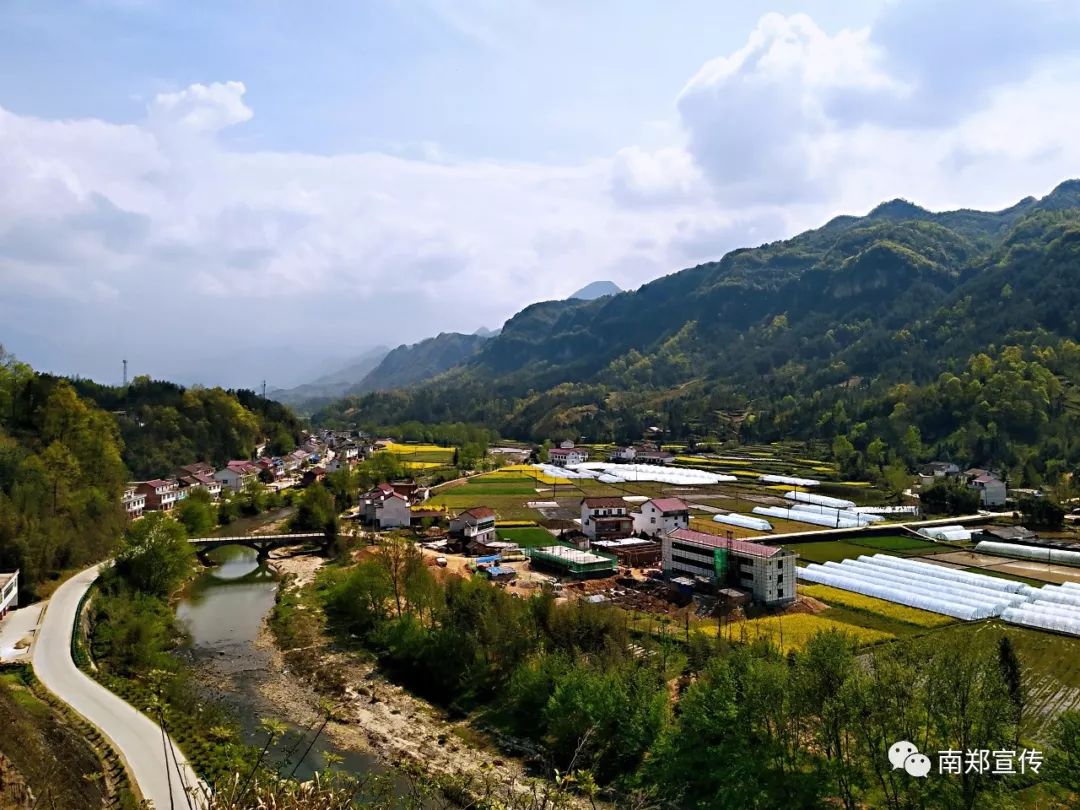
548, 443, 588, 466
213, 460, 259, 492
121, 485, 146, 520
580, 497, 633, 541
450, 507, 498, 551
135, 479, 181, 512
662, 527, 797, 606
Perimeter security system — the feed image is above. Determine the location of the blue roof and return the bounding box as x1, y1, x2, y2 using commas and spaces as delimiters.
474, 554, 501, 564
485, 566, 516, 577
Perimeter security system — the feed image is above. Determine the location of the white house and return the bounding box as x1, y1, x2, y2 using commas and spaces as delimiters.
449, 507, 498, 548
580, 497, 633, 540
213, 461, 259, 492
966, 469, 1007, 507
362, 490, 411, 529
633, 498, 690, 538
548, 446, 588, 467
0, 570, 18, 619
608, 446, 637, 463
121, 486, 145, 520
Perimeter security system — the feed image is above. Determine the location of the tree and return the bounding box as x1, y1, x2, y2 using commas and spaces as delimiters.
920, 479, 980, 516
290, 483, 338, 539
111, 512, 193, 598
177, 488, 216, 536
1018, 494, 1065, 529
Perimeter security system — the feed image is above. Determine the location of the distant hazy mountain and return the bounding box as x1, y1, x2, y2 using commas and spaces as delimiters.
474, 326, 502, 338
349, 332, 492, 395
569, 280, 622, 300
270, 345, 389, 406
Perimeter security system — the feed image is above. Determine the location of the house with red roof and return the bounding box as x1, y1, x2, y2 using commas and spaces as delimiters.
633, 497, 690, 538
450, 507, 498, 551
135, 478, 181, 512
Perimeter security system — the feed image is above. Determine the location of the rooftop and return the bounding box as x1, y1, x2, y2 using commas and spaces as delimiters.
647, 497, 689, 513
529, 545, 613, 565
582, 497, 627, 508
667, 528, 784, 559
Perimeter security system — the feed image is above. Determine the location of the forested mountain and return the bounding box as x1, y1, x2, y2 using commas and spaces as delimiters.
348, 331, 491, 395
315, 180, 1080, 486
64, 375, 304, 479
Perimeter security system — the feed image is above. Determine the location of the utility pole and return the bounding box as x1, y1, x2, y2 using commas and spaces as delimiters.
122, 358, 128, 387
261, 379, 267, 398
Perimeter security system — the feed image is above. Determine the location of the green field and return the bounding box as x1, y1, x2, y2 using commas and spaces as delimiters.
785, 541, 874, 564
496, 527, 560, 548
848, 534, 940, 553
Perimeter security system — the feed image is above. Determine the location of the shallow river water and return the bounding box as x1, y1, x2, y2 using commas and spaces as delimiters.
174, 545, 387, 782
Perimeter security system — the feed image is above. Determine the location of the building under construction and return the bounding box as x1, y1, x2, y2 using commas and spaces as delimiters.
526, 545, 617, 579
662, 528, 796, 606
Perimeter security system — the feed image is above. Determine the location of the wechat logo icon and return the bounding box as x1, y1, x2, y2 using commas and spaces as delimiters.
889, 741, 931, 778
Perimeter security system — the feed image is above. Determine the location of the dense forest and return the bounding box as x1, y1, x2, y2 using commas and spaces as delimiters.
313, 180, 1080, 486
0, 346, 303, 597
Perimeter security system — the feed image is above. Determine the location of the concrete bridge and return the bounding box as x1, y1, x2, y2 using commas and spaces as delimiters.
188, 532, 329, 563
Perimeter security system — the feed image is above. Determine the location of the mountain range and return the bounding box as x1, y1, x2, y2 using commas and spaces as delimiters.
310, 180, 1080, 484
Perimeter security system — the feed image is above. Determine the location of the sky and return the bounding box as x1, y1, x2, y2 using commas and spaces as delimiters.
2, 0, 1080, 389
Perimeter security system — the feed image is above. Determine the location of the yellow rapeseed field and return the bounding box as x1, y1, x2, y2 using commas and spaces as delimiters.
382, 442, 454, 456
703, 614, 893, 653
490, 465, 574, 485
799, 584, 953, 628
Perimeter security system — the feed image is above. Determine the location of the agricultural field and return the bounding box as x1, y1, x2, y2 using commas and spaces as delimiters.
700, 613, 894, 654
381, 441, 455, 464
785, 535, 942, 564
930, 622, 1080, 743
799, 583, 954, 629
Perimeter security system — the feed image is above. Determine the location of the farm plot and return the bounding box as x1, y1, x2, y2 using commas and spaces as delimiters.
800, 583, 953, 628
702, 614, 893, 654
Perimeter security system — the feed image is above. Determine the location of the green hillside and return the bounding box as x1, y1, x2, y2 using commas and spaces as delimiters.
315, 180, 1080, 486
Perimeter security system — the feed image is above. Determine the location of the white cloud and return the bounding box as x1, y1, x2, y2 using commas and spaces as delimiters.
4, 4, 1080, 387
148, 80, 253, 134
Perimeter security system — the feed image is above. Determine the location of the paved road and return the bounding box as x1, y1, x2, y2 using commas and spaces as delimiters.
32, 564, 203, 809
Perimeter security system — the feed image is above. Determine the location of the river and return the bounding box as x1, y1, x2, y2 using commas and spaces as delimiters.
175, 544, 388, 783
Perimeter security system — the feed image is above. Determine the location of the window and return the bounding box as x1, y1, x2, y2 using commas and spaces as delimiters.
777, 560, 783, 569
777, 588, 784, 598
776, 574, 783, 584
650, 517, 656, 524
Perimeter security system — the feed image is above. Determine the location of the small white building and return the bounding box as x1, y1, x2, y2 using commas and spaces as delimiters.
363, 491, 411, 529
121, 486, 145, 520
213, 461, 259, 493
450, 507, 498, 548
1, 570, 19, 618
633, 498, 690, 538
608, 446, 637, 463
966, 470, 1007, 507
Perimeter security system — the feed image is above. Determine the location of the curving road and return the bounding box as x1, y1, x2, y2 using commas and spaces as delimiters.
32, 564, 203, 810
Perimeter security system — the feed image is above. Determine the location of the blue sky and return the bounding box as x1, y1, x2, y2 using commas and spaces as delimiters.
2, 0, 1079, 388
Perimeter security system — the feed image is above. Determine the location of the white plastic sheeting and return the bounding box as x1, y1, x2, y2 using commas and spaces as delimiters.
797, 565, 985, 620
759, 474, 819, 487
1002, 602, 1080, 637
566, 463, 736, 485
975, 540, 1080, 567
712, 513, 773, 532
918, 525, 973, 542
852, 505, 920, 515
752, 505, 871, 529
783, 491, 856, 509
797, 554, 1035, 620
778, 502, 886, 523
861, 554, 1029, 594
